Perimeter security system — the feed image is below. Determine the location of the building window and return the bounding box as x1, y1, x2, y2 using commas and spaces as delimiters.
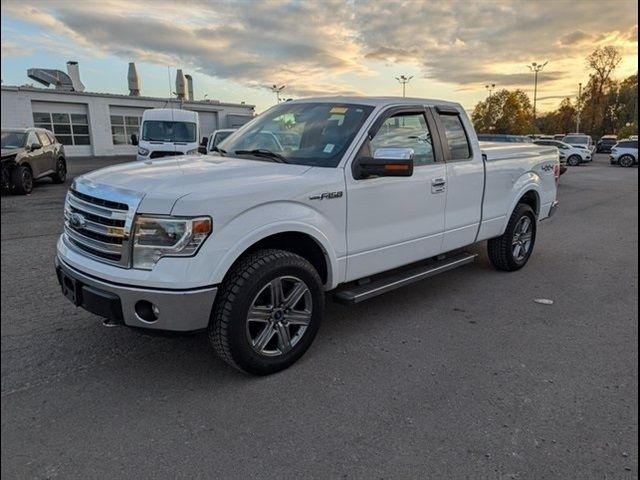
33, 112, 91, 146
110, 115, 141, 145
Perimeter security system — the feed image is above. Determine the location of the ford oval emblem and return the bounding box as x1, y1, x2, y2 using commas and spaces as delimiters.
69, 212, 86, 229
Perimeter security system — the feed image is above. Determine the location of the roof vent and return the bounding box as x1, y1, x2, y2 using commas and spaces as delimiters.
127, 62, 141, 96
66, 61, 85, 92
27, 68, 75, 91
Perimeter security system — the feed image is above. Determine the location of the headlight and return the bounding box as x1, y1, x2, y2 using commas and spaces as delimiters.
132, 216, 212, 270
138, 147, 150, 156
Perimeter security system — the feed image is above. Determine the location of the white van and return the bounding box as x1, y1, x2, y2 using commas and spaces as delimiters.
132, 109, 199, 161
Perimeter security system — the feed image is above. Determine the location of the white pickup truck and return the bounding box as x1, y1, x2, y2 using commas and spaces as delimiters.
56, 97, 559, 375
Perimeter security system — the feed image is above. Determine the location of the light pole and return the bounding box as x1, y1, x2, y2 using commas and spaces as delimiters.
576, 82, 582, 133
395, 75, 413, 97
485, 83, 496, 98
527, 61, 548, 120
485, 83, 496, 131
270, 84, 286, 103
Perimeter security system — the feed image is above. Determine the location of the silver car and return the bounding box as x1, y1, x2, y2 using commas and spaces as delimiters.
610, 139, 638, 168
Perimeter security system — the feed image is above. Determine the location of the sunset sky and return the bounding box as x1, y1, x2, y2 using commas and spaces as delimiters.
1, 0, 637, 113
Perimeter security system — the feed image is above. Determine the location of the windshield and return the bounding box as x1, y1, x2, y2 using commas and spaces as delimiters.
219, 102, 374, 167
213, 130, 234, 147
1, 131, 27, 149
141, 121, 197, 142
563, 135, 589, 145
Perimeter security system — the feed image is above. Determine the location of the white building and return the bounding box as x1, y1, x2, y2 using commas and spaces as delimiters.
1, 85, 255, 157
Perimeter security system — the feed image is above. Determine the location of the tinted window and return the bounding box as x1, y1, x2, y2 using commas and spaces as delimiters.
213, 131, 234, 148
563, 135, 590, 145
618, 141, 638, 149
26, 131, 40, 147
370, 112, 435, 166
36, 131, 51, 146
141, 121, 197, 142
439, 114, 471, 160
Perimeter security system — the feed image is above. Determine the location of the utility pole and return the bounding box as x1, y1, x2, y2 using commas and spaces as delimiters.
527, 61, 548, 120
576, 82, 582, 133
270, 84, 286, 104
395, 75, 413, 97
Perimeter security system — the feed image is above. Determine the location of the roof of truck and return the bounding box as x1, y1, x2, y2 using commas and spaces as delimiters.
286, 96, 462, 109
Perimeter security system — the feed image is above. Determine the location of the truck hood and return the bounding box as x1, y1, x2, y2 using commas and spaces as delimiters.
78, 155, 313, 214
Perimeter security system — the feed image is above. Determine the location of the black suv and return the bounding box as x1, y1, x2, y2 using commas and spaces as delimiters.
596, 135, 617, 153
1, 127, 67, 195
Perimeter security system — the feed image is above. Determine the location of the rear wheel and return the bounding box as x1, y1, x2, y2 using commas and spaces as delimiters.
567, 155, 581, 167
51, 157, 67, 184
10, 165, 33, 195
619, 154, 635, 168
209, 249, 324, 375
488, 204, 537, 272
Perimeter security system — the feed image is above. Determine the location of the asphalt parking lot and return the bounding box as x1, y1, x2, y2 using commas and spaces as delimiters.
1, 154, 637, 479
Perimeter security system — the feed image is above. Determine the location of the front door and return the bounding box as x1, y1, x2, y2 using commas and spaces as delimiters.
345, 107, 447, 282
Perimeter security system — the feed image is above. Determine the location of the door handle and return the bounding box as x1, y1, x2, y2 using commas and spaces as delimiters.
431, 177, 446, 194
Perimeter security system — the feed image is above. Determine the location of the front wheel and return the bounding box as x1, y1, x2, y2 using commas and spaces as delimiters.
488, 204, 537, 271
567, 155, 581, 167
619, 155, 635, 168
10, 165, 33, 195
209, 249, 324, 375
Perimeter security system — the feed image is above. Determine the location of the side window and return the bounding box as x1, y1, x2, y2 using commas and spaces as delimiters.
47, 132, 57, 144
370, 112, 435, 166
36, 131, 51, 146
439, 114, 471, 160
26, 131, 40, 147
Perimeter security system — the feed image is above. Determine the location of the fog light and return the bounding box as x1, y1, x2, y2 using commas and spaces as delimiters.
135, 300, 159, 322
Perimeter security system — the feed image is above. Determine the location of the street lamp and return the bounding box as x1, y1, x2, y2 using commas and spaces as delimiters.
527, 61, 548, 120
395, 75, 413, 97
270, 84, 286, 103
576, 82, 582, 133
485, 83, 496, 98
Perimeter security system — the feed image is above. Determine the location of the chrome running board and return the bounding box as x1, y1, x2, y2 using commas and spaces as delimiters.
333, 252, 477, 304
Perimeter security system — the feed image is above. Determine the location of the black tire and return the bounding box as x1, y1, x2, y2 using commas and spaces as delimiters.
619, 155, 635, 168
209, 249, 324, 375
488, 203, 537, 272
567, 155, 581, 167
10, 165, 33, 195
51, 157, 67, 184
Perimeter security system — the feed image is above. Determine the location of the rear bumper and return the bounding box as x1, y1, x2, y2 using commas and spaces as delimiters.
55, 256, 217, 332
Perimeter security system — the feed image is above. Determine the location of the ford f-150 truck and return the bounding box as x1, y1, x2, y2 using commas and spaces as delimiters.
56, 97, 559, 375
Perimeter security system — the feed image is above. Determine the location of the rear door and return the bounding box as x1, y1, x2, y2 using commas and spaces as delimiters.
24, 131, 47, 178
345, 106, 447, 281
432, 106, 485, 251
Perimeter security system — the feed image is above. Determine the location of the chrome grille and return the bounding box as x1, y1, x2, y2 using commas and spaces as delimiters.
62, 181, 143, 267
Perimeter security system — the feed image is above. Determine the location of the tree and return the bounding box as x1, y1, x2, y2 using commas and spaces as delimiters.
471, 89, 534, 134
584, 46, 622, 134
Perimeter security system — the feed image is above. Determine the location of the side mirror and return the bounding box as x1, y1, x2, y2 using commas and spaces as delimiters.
353, 147, 414, 179
29, 142, 42, 151
198, 146, 208, 154
200, 136, 208, 146
130, 134, 138, 146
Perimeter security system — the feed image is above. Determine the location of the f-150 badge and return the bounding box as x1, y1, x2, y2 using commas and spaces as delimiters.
309, 191, 343, 200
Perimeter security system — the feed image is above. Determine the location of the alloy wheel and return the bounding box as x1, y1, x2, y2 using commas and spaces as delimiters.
246, 275, 312, 357
512, 216, 533, 262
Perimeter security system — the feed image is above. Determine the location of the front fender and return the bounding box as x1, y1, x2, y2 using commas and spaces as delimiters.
194, 201, 345, 289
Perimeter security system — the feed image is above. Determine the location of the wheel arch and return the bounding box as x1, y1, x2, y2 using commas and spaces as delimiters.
210, 224, 340, 290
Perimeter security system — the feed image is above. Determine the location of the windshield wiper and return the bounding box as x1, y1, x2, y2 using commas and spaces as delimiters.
234, 149, 289, 164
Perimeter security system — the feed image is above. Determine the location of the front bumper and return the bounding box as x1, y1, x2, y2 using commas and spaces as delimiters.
55, 257, 217, 332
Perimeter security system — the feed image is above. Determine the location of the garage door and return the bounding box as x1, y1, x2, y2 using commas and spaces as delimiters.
31, 101, 92, 157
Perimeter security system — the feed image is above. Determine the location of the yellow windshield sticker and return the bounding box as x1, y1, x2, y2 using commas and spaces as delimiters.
330, 107, 348, 114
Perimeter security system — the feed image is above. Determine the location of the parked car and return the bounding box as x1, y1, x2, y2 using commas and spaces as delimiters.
477, 134, 532, 143
534, 139, 591, 166
596, 135, 617, 153
205, 129, 236, 153
55, 97, 559, 375
553, 134, 565, 141
609, 139, 638, 167
562, 134, 595, 155
1, 127, 66, 195
132, 109, 200, 161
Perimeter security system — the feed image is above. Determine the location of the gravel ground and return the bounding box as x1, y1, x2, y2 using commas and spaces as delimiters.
1, 154, 637, 479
